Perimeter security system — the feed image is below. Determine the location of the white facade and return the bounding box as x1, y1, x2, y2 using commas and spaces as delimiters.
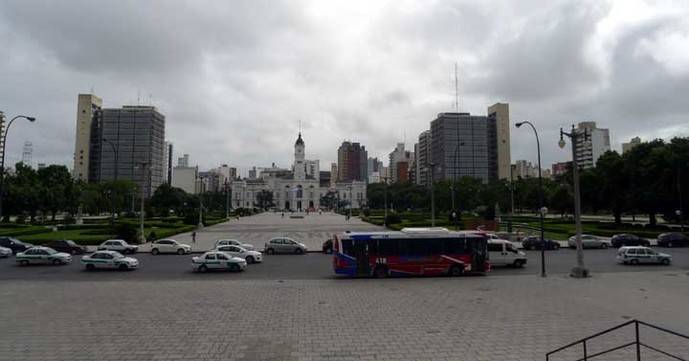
231, 133, 367, 211
575, 122, 611, 169
172, 166, 197, 194
73, 94, 102, 181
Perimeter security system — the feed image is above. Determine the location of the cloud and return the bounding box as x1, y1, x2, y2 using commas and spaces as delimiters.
1, 0, 689, 173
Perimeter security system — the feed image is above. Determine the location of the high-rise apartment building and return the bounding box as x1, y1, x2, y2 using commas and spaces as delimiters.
337, 141, 368, 182
429, 112, 498, 183
574, 121, 610, 169
622, 137, 641, 154
330, 163, 338, 187
415, 130, 432, 187
487, 103, 511, 180
88, 105, 165, 198
177, 154, 189, 167
172, 165, 198, 194
72, 94, 103, 181
164, 142, 173, 184
388, 143, 413, 183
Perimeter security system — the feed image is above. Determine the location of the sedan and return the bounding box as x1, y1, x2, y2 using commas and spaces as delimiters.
192, 251, 247, 272
151, 239, 192, 255
611, 234, 651, 248
214, 245, 262, 263
97, 239, 138, 254
81, 251, 139, 271
16, 247, 72, 266
567, 234, 611, 249
214, 239, 255, 251
616, 246, 671, 265
522, 236, 560, 250
0, 246, 12, 258
264, 237, 308, 255
42, 240, 88, 255
0, 237, 33, 254
656, 232, 689, 248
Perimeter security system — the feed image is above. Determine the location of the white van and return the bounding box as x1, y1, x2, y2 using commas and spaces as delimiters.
488, 239, 527, 267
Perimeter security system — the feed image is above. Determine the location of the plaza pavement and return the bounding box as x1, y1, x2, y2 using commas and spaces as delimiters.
1, 271, 688, 360
139, 211, 385, 253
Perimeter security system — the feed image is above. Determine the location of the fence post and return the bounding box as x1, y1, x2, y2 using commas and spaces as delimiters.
583, 340, 587, 361
635, 321, 641, 361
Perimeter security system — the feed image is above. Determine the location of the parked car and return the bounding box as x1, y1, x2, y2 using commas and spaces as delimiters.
0, 237, 33, 254
191, 251, 247, 272
521, 236, 560, 250
567, 234, 611, 249
41, 240, 87, 255
264, 237, 308, 255
81, 250, 139, 271
15, 246, 72, 266
97, 239, 138, 254
611, 234, 651, 248
214, 239, 255, 251
656, 232, 689, 248
0, 246, 12, 258
322, 239, 333, 254
214, 245, 262, 263
488, 239, 527, 267
616, 246, 671, 265
151, 239, 192, 255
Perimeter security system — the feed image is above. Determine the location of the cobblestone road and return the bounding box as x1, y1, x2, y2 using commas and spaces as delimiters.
1, 271, 688, 360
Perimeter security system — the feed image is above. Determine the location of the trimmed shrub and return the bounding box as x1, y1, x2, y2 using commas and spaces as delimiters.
114, 222, 138, 244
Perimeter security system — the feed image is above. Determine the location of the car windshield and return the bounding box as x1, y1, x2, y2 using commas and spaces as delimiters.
65, 240, 76, 245
45, 248, 57, 254
111, 252, 125, 259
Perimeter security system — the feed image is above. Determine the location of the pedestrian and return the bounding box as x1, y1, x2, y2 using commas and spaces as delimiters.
192, 231, 196, 244
281, 212, 285, 218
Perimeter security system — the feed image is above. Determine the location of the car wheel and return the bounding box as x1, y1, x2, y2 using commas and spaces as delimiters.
52, 259, 62, 265
294, 248, 304, 255
644, 242, 651, 247
449, 264, 463, 277
661, 258, 670, 265
601, 243, 609, 249
553, 244, 560, 250
151, 248, 159, 255
19, 260, 29, 266
374, 266, 388, 278
230, 264, 239, 272
177, 248, 184, 255
118, 264, 129, 271
667, 242, 673, 248
198, 264, 208, 273
71, 249, 78, 255
513, 260, 524, 268
266, 248, 274, 255
630, 259, 639, 265
86, 264, 95, 271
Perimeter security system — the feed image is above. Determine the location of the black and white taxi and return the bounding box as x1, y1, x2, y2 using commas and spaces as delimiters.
191, 251, 247, 273
81, 250, 139, 271
214, 245, 263, 264
97, 239, 138, 254
15, 246, 72, 265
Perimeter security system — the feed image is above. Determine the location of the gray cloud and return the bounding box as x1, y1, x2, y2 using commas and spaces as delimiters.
1, 0, 688, 173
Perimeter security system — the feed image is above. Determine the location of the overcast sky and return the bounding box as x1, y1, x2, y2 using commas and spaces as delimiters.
2, 0, 688, 176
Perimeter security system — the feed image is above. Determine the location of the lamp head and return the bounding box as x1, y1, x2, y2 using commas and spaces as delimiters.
558, 139, 566, 149
26, 117, 36, 122
515, 122, 524, 128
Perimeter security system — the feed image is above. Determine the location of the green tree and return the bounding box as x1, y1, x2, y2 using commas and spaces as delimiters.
37, 165, 72, 220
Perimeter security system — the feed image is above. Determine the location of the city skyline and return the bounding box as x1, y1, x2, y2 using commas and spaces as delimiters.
2, 1, 689, 171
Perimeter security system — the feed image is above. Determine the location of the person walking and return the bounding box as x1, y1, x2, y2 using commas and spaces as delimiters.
192, 231, 196, 244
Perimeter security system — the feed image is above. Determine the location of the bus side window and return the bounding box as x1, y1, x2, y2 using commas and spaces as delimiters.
342, 239, 353, 255
378, 239, 398, 256
428, 239, 443, 255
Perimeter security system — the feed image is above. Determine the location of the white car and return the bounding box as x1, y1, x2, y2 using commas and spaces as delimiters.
98, 239, 138, 254
488, 240, 527, 268
151, 239, 191, 255
15, 247, 72, 265
617, 246, 672, 265
81, 250, 139, 271
214, 239, 255, 251
0, 246, 11, 258
214, 245, 263, 264
192, 251, 247, 272
567, 234, 611, 249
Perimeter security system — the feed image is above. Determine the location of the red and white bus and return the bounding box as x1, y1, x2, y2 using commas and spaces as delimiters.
333, 228, 489, 277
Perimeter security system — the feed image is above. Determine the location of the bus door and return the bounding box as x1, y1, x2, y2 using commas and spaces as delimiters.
352, 239, 371, 276
468, 236, 488, 272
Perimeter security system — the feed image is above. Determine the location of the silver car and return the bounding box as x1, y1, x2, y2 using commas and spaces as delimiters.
15, 247, 72, 265
567, 234, 611, 249
264, 237, 307, 255
0, 246, 11, 258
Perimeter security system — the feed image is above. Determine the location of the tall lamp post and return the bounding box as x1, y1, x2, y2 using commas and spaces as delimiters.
428, 163, 437, 227
134, 162, 149, 243
101, 138, 119, 180
348, 185, 353, 219
224, 179, 230, 219
516, 121, 547, 277
382, 176, 389, 228
560, 125, 589, 278
0, 114, 36, 221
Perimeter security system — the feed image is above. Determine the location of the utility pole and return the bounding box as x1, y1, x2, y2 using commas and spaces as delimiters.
560, 125, 589, 278
197, 177, 204, 229
136, 162, 148, 244
224, 180, 230, 219
383, 176, 389, 228
429, 163, 436, 227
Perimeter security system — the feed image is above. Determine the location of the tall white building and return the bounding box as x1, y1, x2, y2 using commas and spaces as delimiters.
72, 94, 102, 181
172, 166, 197, 194
575, 121, 611, 169
488, 103, 511, 180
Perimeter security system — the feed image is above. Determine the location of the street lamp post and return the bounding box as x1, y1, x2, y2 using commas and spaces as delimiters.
382, 176, 389, 228
516, 121, 546, 277
428, 163, 437, 227
101, 138, 119, 181
560, 125, 589, 278
134, 162, 148, 243
224, 180, 230, 219
348, 185, 353, 219
0, 114, 36, 221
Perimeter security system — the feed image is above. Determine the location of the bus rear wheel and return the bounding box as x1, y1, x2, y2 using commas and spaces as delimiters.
449, 265, 464, 277
374, 266, 388, 278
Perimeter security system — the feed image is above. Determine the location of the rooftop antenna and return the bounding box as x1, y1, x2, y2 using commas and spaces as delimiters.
137, 89, 141, 106
148, 93, 153, 106
454, 62, 459, 112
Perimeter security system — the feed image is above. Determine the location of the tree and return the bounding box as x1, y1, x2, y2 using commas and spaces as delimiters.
37, 165, 72, 220
4, 162, 40, 222
150, 183, 190, 217
256, 190, 274, 210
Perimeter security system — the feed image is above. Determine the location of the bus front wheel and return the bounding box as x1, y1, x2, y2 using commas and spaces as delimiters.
374, 266, 388, 278
449, 265, 464, 277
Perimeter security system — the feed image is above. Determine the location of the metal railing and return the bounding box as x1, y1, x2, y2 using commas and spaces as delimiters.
546, 319, 689, 361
